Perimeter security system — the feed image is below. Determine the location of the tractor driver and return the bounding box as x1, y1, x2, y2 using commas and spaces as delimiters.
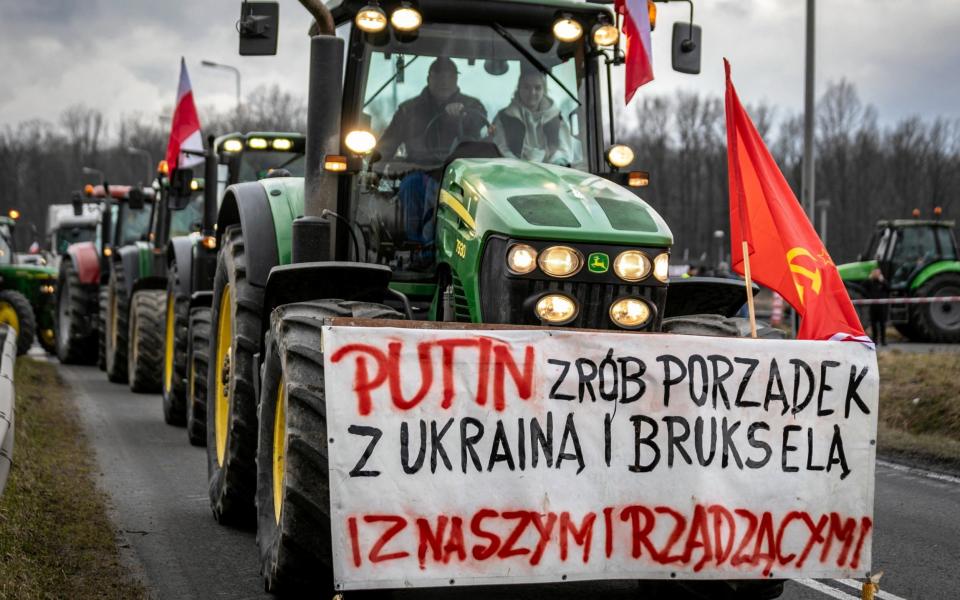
376, 57, 487, 262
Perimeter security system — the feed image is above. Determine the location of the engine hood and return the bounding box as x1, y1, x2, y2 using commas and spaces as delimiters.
441, 158, 672, 247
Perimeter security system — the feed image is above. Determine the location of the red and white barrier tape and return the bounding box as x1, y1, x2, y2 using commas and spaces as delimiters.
851, 296, 960, 305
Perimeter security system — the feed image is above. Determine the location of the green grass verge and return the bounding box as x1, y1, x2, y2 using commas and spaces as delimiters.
0, 358, 147, 599
878, 350, 960, 469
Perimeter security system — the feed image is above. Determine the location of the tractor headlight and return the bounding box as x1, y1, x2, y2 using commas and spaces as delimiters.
271, 138, 293, 151
606, 144, 635, 168
344, 130, 377, 155
538, 245, 583, 278
221, 139, 243, 153
355, 3, 388, 33
536, 294, 578, 324
613, 250, 651, 282
653, 252, 670, 283
609, 298, 652, 329
248, 137, 268, 150
553, 16, 583, 43
592, 23, 619, 47
391, 3, 422, 32
506, 243, 538, 275
40, 284, 56, 294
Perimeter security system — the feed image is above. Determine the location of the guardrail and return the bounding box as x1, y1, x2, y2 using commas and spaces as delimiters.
851, 296, 960, 305
0, 324, 16, 496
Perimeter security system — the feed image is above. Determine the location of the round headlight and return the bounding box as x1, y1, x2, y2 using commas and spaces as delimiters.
610, 298, 652, 329
506, 244, 538, 275
653, 252, 670, 283
538, 246, 583, 278
592, 24, 619, 47
536, 294, 578, 324
613, 250, 651, 282
355, 5, 388, 33
606, 144, 635, 168
344, 130, 377, 155
391, 6, 422, 32
552, 17, 583, 43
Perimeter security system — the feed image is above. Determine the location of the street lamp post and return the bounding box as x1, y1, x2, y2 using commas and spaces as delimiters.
201, 60, 242, 108
816, 199, 831, 247
126, 147, 154, 186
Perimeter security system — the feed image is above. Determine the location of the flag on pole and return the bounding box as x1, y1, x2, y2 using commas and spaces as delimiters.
164, 58, 203, 170
724, 59, 869, 344
616, 0, 654, 103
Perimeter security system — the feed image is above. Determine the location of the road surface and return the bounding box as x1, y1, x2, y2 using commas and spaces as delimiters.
58, 362, 959, 600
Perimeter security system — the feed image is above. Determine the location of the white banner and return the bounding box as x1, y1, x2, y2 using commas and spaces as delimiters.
322, 325, 878, 590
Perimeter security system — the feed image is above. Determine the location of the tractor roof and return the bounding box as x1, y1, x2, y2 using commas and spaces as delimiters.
877, 219, 955, 228
328, 0, 611, 25
84, 185, 155, 201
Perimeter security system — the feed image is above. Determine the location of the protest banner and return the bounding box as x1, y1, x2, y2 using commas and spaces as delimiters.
322, 323, 878, 590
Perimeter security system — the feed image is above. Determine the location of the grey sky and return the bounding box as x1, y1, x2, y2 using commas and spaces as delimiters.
1, 0, 958, 131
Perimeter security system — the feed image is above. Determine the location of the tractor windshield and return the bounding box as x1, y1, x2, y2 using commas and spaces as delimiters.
117, 203, 152, 246
56, 225, 97, 254
238, 151, 306, 182
170, 194, 205, 238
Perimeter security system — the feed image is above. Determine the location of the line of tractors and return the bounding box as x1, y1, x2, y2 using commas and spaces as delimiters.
0, 0, 956, 598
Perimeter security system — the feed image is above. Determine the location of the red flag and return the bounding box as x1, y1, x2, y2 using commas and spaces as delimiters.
616, 0, 654, 103
724, 59, 868, 344
164, 58, 203, 170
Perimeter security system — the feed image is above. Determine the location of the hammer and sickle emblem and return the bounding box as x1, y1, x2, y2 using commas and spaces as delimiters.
786, 247, 822, 304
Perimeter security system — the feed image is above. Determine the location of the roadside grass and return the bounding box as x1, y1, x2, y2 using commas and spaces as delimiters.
0, 358, 146, 599
877, 350, 960, 469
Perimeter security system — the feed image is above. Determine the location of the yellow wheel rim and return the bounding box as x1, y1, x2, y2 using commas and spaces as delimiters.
273, 378, 287, 524
163, 293, 176, 394
215, 284, 233, 466
0, 301, 19, 334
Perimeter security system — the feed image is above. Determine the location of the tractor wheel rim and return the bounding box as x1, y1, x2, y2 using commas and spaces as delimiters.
273, 378, 287, 525
215, 284, 233, 467
0, 301, 19, 334
930, 285, 960, 331
164, 294, 176, 394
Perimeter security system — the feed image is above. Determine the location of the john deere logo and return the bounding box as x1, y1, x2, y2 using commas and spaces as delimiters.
588, 252, 609, 273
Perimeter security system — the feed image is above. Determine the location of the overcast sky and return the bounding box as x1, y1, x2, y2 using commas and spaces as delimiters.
1, 0, 958, 133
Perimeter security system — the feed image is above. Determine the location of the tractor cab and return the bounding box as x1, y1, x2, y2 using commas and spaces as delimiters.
213, 132, 306, 195
79, 184, 156, 268
868, 220, 958, 289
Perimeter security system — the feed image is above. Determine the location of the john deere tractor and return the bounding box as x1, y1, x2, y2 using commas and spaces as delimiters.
201, 1, 780, 597
163, 132, 305, 442
0, 213, 57, 355
839, 216, 960, 342
102, 169, 202, 391
58, 184, 153, 365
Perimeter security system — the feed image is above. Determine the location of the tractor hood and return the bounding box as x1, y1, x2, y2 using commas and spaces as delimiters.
837, 259, 878, 282
442, 158, 673, 247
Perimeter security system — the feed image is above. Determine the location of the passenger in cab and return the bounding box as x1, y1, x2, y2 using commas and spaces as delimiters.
493, 65, 574, 166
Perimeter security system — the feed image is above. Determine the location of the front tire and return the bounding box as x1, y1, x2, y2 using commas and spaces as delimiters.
56, 260, 98, 364
0, 290, 36, 355
187, 306, 211, 447
105, 265, 130, 383
128, 289, 165, 393
162, 265, 190, 425
911, 272, 960, 342
256, 300, 404, 593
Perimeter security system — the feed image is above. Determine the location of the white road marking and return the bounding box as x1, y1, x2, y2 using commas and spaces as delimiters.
794, 579, 859, 599
836, 578, 910, 600
877, 459, 960, 485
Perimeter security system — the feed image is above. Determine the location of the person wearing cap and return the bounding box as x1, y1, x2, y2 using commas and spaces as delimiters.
492, 65, 574, 166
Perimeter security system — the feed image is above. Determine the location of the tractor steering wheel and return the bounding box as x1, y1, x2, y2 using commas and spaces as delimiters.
420, 107, 490, 163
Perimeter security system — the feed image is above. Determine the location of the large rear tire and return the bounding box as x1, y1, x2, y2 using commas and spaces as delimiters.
105, 265, 129, 383
98, 286, 108, 370
256, 300, 404, 593
910, 272, 960, 343
56, 259, 98, 364
187, 306, 211, 447
0, 290, 36, 355
206, 225, 263, 525
162, 265, 190, 424
128, 289, 165, 393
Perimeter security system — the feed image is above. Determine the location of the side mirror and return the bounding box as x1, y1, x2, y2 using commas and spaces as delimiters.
671, 22, 702, 75
169, 169, 195, 209
72, 192, 83, 216
128, 188, 146, 210
239, 1, 279, 56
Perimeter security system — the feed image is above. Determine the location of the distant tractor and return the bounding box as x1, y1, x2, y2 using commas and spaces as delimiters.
0, 214, 58, 355
57, 184, 152, 364
47, 202, 101, 259
839, 216, 960, 342
163, 132, 305, 442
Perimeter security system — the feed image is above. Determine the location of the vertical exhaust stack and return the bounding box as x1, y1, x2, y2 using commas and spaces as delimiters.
296, 35, 345, 262
203, 135, 218, 236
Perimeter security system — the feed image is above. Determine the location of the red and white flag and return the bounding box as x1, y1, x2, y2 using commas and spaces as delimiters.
616, 0, 654, 104
164, 58, 203, 170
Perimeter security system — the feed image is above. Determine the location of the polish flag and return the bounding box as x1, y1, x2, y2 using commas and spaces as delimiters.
616, 0, 655, 104
164, 58, 203, 170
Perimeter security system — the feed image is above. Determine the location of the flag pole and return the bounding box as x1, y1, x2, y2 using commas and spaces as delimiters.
741, 240, 758, 338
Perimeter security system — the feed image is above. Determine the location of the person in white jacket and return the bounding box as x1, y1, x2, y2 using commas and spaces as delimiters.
492, 66, 575, 166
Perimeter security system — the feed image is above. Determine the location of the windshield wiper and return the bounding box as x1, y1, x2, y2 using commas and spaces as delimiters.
491, 23, 580, 107
364, 55, 420, 109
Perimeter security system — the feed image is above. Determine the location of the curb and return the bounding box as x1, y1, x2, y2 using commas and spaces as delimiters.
0, 324, 17, 496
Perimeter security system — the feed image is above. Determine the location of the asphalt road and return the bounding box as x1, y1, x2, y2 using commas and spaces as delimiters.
58, 362, 960, 600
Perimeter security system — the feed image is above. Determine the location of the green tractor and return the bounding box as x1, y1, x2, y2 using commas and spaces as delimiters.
203, 0, 779, 596
839, 216, 960, 342
0, 213, 58, 355
102, 170, 203, 390
163, 132, 305, 442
